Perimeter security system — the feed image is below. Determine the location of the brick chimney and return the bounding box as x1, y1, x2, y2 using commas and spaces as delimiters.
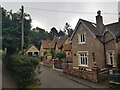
96, 10, 104, 34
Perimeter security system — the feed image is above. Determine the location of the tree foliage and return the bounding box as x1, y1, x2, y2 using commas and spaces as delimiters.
2, 7, 73, 54
64, 22, 73, 36
56, 52, 66, 59
2, 7, 32, 54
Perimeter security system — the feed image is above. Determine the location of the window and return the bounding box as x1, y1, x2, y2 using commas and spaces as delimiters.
78, 33, 86, 44
34, 52, 38, 55
68, 53, 70, 55
78, 52, 88, 66
28, 52, 32, 56
107, 51, 114, 66
109, 53, 113, 65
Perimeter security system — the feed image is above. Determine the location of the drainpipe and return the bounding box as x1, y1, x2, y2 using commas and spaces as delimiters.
103, 34, 107, 67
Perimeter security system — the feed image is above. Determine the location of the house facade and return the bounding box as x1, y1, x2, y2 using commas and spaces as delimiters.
24, 44, 39, 57
71, 11, 120, 70
55, 35, 72, 59
55, 35, 69, 52
40, 40, 55, 56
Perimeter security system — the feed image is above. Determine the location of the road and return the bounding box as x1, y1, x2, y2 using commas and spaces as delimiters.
39, 65, 89, 88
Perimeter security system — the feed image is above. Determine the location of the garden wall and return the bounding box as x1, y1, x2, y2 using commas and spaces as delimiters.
63, 63, 108, 83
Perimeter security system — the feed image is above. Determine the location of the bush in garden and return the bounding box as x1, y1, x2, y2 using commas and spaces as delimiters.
44, 51, 48, 55
56, 52, 66, 59
8, 54, 40, 88
45, 53, 52, 56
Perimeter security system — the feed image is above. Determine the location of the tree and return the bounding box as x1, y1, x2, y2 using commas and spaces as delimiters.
56, 52, 66, 59
64, 22, 73, 36
48, 27, 58, 40
29, 27, 47, 48
58, 30, 65, 37
2, 7, 32, 54
50, 27, 58, 36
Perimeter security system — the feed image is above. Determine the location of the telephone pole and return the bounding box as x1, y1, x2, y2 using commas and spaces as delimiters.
21, 5, 24, 51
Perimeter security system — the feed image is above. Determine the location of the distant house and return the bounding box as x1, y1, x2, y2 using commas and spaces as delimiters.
40, 40, 56, 56
24, 44, 39, 57
71, 10, 120, 70
63, 43, 72, 61
55, 35, 70, 52
54, 35, 72, 61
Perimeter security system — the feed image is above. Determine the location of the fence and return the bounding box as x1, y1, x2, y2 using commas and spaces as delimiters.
54, 60, 63, 69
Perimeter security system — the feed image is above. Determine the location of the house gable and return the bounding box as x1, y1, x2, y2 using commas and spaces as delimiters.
71, 19, 98, 41
26, 45, 39, 52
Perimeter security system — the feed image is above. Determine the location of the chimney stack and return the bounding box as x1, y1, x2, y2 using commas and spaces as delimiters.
96, 10, 104, 34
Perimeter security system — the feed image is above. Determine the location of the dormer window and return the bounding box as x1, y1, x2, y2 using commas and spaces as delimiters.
78, 33, 86, 44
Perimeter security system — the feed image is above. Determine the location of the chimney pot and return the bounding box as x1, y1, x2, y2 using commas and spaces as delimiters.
97, 10, 101, 16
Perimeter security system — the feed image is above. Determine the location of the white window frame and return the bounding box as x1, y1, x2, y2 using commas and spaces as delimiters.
106, 50, 115, 66
78, 33, 86, 44
78, 51, 88, 67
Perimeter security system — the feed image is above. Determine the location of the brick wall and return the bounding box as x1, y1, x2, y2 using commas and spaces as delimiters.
63, 63, 108, 83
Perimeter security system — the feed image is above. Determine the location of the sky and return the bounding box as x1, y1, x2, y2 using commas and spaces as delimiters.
1, 1, 120, 32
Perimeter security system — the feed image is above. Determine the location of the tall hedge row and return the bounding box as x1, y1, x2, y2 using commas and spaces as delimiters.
8, 54, 40, 88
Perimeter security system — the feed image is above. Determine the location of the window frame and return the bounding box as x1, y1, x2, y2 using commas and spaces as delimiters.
78, 51, 88, 67
78, 33, 86, 44
106, 50, 115, 66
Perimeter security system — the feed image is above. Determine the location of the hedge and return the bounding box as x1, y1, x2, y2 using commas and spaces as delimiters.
8, 54, 40, 88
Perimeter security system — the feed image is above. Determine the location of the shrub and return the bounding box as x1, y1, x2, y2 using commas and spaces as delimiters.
40, 56, 44, 61
44, 51, 48, 55
45, 53, 52, 56
8, 54, 40, 88
56, 52, 66, 59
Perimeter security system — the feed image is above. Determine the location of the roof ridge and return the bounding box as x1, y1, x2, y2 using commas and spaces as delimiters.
79, 18, 95, 24
105, 22, 118, 26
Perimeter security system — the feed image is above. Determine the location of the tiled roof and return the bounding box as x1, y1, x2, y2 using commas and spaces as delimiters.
71, 19, 100, 40
63, 43, 72, 51
105, 22, 120, 36
41, 40, 55, 49
71, 18, 120, 40
57, 35, 68, 49
80, 19, 100, 36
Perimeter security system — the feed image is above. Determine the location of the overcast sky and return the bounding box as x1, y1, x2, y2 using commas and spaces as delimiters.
1, 1, 120, 32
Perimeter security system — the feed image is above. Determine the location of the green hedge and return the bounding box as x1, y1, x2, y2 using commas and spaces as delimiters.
8, 54, 40, 88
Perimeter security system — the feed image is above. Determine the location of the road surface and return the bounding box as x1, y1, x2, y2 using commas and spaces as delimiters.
39, 65, 90, 88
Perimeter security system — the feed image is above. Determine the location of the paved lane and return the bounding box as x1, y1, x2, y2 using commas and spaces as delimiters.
39, 65, 89, 88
